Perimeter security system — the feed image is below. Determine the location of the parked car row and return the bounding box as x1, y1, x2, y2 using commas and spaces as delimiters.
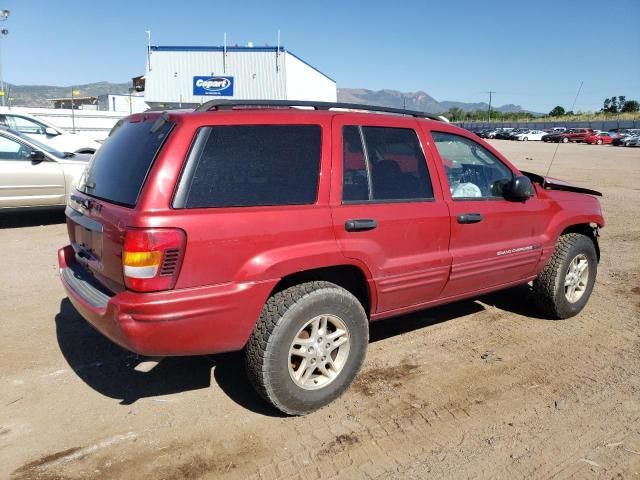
467, 126, 640, 146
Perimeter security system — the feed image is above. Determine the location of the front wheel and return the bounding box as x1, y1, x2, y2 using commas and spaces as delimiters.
596, 139, 603, 145
245, 281, 368, 415
562, 137, 569, 143
523, 137, 528, 141
532, 233, 598, 319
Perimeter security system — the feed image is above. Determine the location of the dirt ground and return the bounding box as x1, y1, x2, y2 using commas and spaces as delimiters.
1, 140, 639, 480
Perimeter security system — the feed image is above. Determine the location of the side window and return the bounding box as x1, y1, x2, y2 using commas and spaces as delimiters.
180, 125, 321, 208
6, 116, 46, 135
431, 132, 513, 200
341, 125, 433, 202
0, 136, 33, 161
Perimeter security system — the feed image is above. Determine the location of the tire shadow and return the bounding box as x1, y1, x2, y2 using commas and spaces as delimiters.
54, 298, 283, 416
55, 285, 548, 416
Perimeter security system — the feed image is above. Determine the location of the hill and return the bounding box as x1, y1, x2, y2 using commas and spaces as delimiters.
2, 81, 528, 114
338, 88, 527, 114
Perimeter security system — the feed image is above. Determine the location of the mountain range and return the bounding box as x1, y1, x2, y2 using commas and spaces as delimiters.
2, 82, 527, 113
338, 88, 526, 114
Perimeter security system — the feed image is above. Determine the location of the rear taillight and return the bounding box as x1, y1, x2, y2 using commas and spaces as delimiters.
123, 228, 186, 292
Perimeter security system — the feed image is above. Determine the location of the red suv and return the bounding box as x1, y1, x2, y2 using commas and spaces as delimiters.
59, 100, 604, 415
559, 128, 594, 143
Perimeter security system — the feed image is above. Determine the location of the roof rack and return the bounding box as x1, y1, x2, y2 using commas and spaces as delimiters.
193, 99, 446, 122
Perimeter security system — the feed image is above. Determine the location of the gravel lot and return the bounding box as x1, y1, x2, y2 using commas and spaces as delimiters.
1, 140, 639, 480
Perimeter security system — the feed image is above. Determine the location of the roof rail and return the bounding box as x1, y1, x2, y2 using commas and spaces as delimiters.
193, 99, 446, 122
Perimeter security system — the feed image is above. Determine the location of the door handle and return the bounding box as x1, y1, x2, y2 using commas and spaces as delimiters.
345, 219, 378, 232
457, 213, 483, 224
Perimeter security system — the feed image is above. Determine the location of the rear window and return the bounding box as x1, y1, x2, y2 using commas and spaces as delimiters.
78, 118, 174, 206
175, 125, 321, 208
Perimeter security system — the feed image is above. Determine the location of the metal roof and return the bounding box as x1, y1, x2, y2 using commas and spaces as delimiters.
149, 45, 335, 83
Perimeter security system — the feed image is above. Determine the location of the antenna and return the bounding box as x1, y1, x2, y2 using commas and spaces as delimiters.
276, 29, 280, 72
223, 32, 227, 73
145, 30, 152, 71
544, 80, 584, 178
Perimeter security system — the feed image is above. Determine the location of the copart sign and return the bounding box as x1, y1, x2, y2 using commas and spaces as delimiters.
193, 76, 234, 96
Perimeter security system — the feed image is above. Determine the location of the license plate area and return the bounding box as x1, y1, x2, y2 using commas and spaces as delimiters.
66, 206, 104, 264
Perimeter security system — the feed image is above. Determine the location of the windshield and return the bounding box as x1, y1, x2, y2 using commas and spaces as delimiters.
10, 129, 66, 158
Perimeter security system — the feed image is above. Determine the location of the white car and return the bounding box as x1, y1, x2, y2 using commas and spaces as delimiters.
0, 127, 90, 209
0, 112, 101, 154
515, 130, 546, 141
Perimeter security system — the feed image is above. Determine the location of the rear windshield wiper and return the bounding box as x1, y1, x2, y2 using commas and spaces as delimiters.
150, 111, 170, 133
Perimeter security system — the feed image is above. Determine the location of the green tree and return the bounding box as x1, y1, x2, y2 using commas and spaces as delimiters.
549, 105, 565, 116
621, 100, 640, 113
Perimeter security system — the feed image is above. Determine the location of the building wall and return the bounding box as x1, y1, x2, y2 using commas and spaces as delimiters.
145, 48, 287, 104
285, 53, 336, 102
98, 95, 148, 113
144, 47, 336, 105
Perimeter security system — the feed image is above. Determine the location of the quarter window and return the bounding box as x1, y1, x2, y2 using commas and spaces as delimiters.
342, 126, 433, 202
180, 125, 321, 208
431, 132, 513, 199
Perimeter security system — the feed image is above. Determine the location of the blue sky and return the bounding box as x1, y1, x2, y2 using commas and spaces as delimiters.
2, 0, 639, 112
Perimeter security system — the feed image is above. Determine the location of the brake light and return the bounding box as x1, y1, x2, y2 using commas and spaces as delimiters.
123, 228, 186, 292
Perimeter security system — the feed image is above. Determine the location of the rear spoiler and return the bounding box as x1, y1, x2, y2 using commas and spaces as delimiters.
521, 171, 602, 197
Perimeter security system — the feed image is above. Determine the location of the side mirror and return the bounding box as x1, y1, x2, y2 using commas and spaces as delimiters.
503, 175, 534, 201
44, 127, 59, 136
30, 150, 46, 164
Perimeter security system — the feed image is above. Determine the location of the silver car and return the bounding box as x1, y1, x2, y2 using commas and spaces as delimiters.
0, 127, 90, 209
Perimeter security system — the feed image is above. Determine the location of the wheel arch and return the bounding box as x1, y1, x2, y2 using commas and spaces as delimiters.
270, 264, 375, 318
559, 223, 600, 261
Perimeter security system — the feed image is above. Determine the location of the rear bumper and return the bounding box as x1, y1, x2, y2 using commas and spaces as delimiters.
58, 245, 276, 356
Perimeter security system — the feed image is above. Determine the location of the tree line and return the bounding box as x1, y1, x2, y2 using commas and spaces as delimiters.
440, 96, 639, 122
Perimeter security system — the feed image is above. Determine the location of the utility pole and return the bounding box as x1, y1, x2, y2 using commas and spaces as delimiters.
486, 90, 495, 123
0, 9, 11, 108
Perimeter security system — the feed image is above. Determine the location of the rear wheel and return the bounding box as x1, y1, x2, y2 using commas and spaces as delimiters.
562, 137, 569, 143
523, 137, 528, 141
245, 281, 368, 415
532, 233, 597, 319
596, 139, 603, 145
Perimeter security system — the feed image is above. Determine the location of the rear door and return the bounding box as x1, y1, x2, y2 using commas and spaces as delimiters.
425, 129, 547, 298
0, 134, 65, 207
330, 115, 451, 314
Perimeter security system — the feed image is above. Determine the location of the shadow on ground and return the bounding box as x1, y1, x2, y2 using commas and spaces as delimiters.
0, 208, 66, 229
55, 285, 547, 415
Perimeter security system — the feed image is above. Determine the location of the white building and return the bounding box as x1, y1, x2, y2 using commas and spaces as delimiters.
142, 45, 337, 108
97, 94, 148, 113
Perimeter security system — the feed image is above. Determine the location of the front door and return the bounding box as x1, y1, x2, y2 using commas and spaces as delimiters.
426, 130, 547, 298
330, 115, 451, 314
0, 135, 65, 208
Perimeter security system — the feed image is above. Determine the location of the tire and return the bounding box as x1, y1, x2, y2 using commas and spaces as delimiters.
532, 233, 598, 319
245, 281, 368, 415
562, 137, 569, 143
523, 137, 528, 141
596, 139, 603, 145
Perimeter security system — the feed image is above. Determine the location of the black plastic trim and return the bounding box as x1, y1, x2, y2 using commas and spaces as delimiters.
61, 263, 113, 310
